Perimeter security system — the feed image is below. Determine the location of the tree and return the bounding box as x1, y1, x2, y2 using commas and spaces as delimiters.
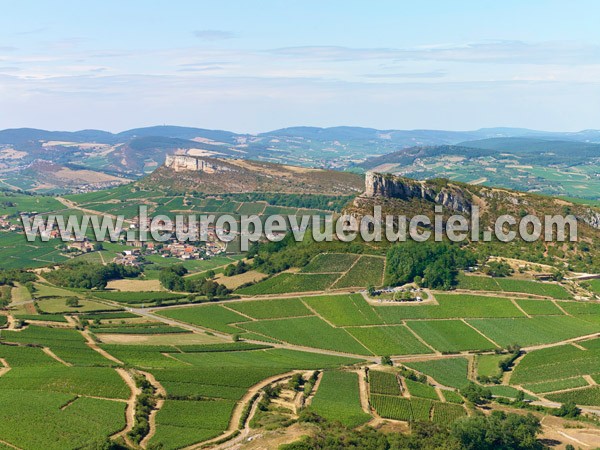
451, 411, 542, 450
65, 297, 80, 308
483, 260, 513, 277
555, 401, 581, 418
385, 241, 475, 289
460, 382, 492, 405
380, 355, 392, 366
366, 284, 376, 296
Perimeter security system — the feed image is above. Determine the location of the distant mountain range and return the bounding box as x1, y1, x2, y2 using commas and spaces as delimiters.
1, 125, 600, 197
3, 125, 600, 147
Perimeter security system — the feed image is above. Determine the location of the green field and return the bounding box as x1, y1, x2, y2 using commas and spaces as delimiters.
370, 395, 440, 422
331, 256, 385, 288
515, 299, 564, 316
404, 379, 439, 400
346, 325, 433, 356
523, 377, 589, 394
0, 391, 126, 449
441, 390, 464, 404
309, 371, 370, 427
376, 294, 525, 322
545, 386, 600, 406
457, 274, 571, 299
303, 294, 383, 326
158, 304, 250, 334
407, 320, 497, 352
369, 370, 401, 396
150, 399, 235, 448
432, 402, 467, 426
476, 354, 506, 378
92, 291, 186, 305
0, 232, 69, 269
236, 273, 339, 295
467, 316, 600, 348
301, 253, 359, 273
0, 366, 129, 399
1, 325, 114, 366
225, 297, 311, 319
404, 358, 470, 389
238, 316, 372, 355
510, 343, 600, 385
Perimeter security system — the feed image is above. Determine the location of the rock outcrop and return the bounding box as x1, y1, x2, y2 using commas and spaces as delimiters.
362, 172, 472, 213
164, 155, 232, 173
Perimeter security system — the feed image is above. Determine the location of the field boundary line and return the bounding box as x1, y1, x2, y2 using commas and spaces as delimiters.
185, 371, 299, 450
0, 438, 21, 450
552, 300, 572, 316
112, 368, 139, 448
434, 387, 445, 402
354, 367, 371, 415
0, 357, 11, 377
220, 304, 256, 321
80, 330, 124, 365
329, 255, 362, 289
161, 352, 193, 365
299, 299, 338, 328
510, 299, 532, 318
460, 319, 501, 348
522, 332, 600, 352
299, 298, 374, 355
402, 321, 440, 355
42, 347, 72, 366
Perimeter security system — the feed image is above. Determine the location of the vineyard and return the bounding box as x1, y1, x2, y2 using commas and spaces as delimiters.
369, 370, 401, 396
309, 371, 370, 428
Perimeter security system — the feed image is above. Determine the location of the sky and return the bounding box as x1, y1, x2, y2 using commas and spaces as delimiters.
1, 0, 600, 133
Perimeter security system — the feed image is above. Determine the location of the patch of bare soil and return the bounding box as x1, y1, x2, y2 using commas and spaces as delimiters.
239, 423, 316, 449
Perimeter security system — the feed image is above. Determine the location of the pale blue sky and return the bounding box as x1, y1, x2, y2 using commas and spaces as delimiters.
1, 0, 600, 132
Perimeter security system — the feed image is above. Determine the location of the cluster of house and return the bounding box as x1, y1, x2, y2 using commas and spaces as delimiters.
112, 237, 227, 267
0, 215, 22, 231
66, 239, 95, 252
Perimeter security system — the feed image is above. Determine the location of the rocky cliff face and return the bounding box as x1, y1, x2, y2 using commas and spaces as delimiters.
164, 155, 232, 173
362, 172, 472, 213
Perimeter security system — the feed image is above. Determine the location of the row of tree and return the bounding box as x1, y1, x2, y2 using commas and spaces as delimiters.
45, 262, 141, 290
158, 264, 231, 299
